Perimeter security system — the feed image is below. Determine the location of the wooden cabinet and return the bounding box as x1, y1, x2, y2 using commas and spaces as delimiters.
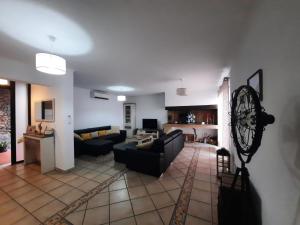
24, 134, 55, 173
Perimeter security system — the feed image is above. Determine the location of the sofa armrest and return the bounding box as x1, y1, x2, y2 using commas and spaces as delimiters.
120, 130, 127, 140
126, 149, 164, 177
74, 138, 85, 157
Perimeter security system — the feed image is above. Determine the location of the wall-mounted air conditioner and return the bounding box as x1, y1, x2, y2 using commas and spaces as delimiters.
90, 90, 110, 100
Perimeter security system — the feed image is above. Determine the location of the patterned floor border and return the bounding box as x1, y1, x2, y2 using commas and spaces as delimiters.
169, 147, 199, 225
43, 168, 128, 225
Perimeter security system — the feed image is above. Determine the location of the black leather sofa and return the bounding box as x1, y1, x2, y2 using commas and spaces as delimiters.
113, 129, 184, 177
74, 126, 126, 157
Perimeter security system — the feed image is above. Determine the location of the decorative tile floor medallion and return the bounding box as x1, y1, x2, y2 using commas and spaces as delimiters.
170, 147, 199, 225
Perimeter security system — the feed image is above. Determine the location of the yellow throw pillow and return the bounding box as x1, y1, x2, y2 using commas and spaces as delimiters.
80, 132, 92, 140
106, 129, 113, 134
98, 130, 107, 136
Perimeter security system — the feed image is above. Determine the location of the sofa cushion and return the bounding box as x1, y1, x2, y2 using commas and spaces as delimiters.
85, 139, 113, 147
80, 132, 92, 140
137, 137, 154, 150
91, 131, 98, 138
75, 126, 111, 135
98, 130, 108, 136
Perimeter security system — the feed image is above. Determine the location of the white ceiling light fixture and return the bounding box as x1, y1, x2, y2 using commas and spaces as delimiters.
176, 78, 187, 96
36, 36, 66, 75
117, 95, 126, 101
107, 86, 134, 92
0, 79, 9, 86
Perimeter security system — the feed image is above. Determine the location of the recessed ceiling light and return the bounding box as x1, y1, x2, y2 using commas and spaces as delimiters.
117, 95, 126, 101
107, 86, 134, 92
0, 79, 9, 86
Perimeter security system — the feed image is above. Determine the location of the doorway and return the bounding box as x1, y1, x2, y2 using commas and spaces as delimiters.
0, 80, 27, 166
0, 81, 13, 166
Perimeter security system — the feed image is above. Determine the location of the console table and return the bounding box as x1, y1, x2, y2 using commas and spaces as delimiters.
23, 134, 55, 174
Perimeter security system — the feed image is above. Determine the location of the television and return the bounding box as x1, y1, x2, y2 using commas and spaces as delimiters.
142, 119, 158, 129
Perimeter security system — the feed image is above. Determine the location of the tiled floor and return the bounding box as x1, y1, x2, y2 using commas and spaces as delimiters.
0, 143, 219, 225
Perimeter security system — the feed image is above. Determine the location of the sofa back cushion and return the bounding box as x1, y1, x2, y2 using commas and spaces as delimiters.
75, 126, 111, 135
80, 132, 93, 140
98, 130, 108, 136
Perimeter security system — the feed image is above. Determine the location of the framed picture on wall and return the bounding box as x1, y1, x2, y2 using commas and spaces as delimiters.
247, 69, 263, 101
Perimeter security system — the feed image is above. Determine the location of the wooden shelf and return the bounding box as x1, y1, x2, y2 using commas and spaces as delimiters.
163, 123, 218, 132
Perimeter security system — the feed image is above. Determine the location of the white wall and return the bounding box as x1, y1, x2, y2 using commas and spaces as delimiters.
15, 82, 28, 162
0, 56, 75, 171
230, 0, 300, 224
165, 88, 217, 107
127, 93, 167, 129
74, 87, 123, 130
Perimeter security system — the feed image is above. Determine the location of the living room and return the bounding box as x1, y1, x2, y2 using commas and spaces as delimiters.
0, 0, 299, 225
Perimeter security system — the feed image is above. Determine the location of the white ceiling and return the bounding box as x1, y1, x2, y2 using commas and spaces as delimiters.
0, 0, 256, 95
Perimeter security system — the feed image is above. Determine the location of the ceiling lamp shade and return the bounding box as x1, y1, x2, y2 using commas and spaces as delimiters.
117, 95, 126, 101
0, 79, 9, 86
176, 87, 187, 96
36, 53, 66, 75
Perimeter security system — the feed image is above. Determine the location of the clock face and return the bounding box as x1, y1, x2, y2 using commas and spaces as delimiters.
231, 85, 263, 163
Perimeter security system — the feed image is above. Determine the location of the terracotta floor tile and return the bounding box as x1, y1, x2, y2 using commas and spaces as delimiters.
49, 184, 74, 198
23, 193, 54, 212
145, 181, 164, 194
193, 180, 211, 192
110, 201, 133, 222
109, 180, 127, 191
110, 189, 129, 203
84, 205, 109, 225
78, 180, 99, 192
60, 188, 85, 204
110, 217, 136, 225
0, 191, 11, 205
159, 178, 180, 191
131, 196, 155, 215
0, 200, 19, 216
185, 215, 211, 225
135, 211, 164, 225
125, 177, 143, 188
33, 199, 66, 222
168, 188, 181, 202
75, 202, 87, 212
158, 205, 175, 225
128, 186, 148, 199
1, 180, 27, 192
93, 174, 111, 183
8, 184, 36, 199
57, 174, 79, 183
65, 210, 85, 225
87, 192, 109, 209
1, 206, 28, 225
188, 200, 211, 222
150, 192, 174, 209
190, 189, 211, 204
13, 214, 40, 225
39, 179, 64, 192
82, 171, 99, 179
139, 175, 157, 185
14, 189, 43, 204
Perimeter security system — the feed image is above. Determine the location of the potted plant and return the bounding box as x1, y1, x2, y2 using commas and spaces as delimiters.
0, 141, 8, 153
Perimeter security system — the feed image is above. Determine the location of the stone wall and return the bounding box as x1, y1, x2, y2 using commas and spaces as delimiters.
0, 88, 11, 148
